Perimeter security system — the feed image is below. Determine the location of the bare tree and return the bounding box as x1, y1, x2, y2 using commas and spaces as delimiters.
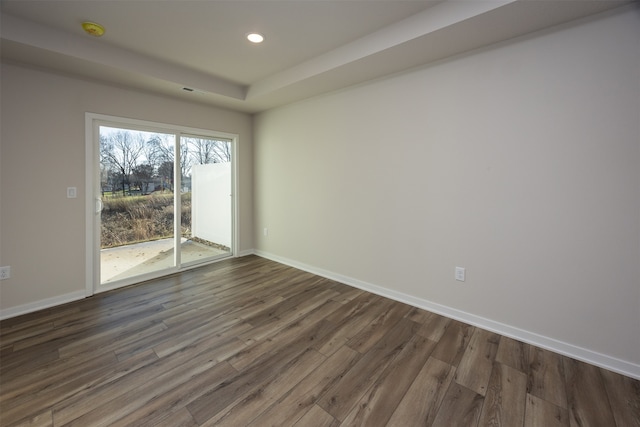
148, 135, 174, 165
211, 140, 232, 163
157, 161, 174, 191
131, 164, 155, 194
101, 131, 145, 196
185, 137, 231, 165
180, 142, 190, 184
100, 131, 230, 196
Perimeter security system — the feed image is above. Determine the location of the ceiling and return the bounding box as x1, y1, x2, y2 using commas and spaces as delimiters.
0, 0, 631, 113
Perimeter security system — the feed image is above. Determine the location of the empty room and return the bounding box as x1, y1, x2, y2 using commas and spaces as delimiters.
1, 1, 639, 426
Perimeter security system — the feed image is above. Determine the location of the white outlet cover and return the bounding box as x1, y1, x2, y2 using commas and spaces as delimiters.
455, 267, 465, 282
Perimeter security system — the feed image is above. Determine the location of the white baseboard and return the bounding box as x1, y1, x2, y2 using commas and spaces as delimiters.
1, 253, 257, 320
0, 290, 86, 321
236, 249, 256, 257
254, 250, 640, 380
3, 252, 637, 380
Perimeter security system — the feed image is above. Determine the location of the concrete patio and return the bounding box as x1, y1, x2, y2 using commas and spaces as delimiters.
101, 238, 228, 283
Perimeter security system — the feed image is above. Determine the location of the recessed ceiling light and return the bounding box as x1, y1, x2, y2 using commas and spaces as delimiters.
82, 21, 105, 37
246, 33, 264, 44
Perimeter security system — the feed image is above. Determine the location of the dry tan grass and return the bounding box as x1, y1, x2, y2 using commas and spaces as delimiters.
101, 192, 191, 248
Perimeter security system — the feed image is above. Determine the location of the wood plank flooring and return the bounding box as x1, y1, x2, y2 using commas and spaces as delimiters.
1, 255, 638, 426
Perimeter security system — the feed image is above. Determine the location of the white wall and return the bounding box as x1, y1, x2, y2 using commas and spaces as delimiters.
253, 6, 640, 376
192, 162, 232, 248
0, 64, 253, 315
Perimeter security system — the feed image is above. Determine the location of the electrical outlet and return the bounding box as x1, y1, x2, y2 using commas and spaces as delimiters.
0, 266, 10, 280
455, 266, 465, 282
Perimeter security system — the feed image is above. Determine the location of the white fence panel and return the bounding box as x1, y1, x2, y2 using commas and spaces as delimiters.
191, 162, 231, 248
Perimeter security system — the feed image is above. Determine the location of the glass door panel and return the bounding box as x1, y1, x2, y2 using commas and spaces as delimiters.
179, 136, 232, 265
99, 126, 177, 285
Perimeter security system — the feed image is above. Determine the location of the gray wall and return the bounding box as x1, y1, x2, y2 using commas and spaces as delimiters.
253, 7, 640, 374
0, 65, 253, 312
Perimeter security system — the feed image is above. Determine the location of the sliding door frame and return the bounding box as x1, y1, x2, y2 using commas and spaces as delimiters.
85, 113, 239, 296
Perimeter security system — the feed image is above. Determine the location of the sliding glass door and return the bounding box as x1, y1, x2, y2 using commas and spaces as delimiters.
88, 115, 236, 292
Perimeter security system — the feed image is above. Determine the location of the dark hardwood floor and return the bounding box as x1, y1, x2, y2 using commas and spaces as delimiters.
1, 255, 638, 426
